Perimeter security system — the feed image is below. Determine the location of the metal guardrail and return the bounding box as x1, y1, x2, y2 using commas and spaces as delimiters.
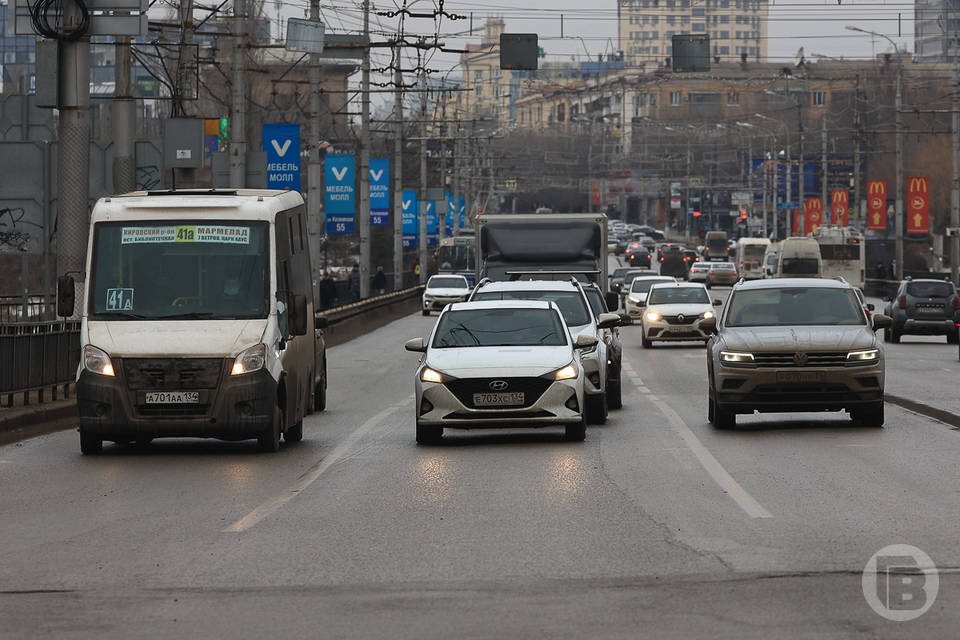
321, 285, 425, 325
0, 321, 80, 407
0, 295, 51, 324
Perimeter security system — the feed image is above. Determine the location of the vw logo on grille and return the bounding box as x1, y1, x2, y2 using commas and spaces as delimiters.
793, 352, 809, 366
677, 314, 685, 322
489, 380, 509, 391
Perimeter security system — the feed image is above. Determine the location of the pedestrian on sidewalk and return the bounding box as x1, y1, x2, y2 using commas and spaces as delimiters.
372, 265, 387, 295
347, 264, 361, 301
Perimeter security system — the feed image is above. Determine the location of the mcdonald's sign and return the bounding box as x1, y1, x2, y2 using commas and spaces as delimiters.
866, 180, 887, 230
831, 189, 849, 227
803, 197, 823, 234
907, 176, 929, 234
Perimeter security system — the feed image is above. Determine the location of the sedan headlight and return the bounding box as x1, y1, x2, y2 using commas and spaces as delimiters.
847, 349, 879, 362
719, 351, 754, 365
701, 310, 715, 319
83, 345, 115, 376
645, 311, 662, 322
420, 367, 447, 383
231, 343, 266, 375
550, 362, 578, 381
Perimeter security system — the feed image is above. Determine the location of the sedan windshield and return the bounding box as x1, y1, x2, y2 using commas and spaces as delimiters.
631, 278, 673, 294
428, 276, 468, 289
472, 290, 591, 326
432, 308, 567, 348
89, 221, 269, 320
725, 287, 866, 327
648, 287, 710, 305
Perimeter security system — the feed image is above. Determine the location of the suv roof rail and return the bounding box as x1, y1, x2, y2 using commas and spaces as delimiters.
474, 277, 491, 289
832, 276, 847, 283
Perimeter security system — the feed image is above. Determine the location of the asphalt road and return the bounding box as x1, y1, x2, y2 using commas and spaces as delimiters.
1, 272, 959, 638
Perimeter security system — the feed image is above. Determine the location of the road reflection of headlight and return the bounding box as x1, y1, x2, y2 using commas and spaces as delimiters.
414, 455, 452, 504
547, 452, 586, 500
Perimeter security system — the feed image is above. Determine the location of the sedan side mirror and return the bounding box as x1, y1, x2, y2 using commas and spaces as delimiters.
605, 292, 620, 312
872, 313, 893, 331
597, 312, 620, 330
700, 316, 718, 334
404, 337, 427, 352
618, 313, 632, 326
575, 334, 599, 349
713, 299, 723, 306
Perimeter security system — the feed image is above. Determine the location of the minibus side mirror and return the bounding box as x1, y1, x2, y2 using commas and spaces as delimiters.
292, 294, 308, 336
57, 275, 75, 318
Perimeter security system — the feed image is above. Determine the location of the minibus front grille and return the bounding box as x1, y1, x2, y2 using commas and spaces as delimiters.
123, 358, 223, 389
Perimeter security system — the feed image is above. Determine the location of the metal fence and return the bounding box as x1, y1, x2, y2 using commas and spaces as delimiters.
0, 321, 80, 406
0, 295, 51, 324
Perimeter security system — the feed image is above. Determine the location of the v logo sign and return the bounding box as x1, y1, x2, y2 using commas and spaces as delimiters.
403, 200, 412, 211
331, 166, 349, 181
370, 169, 384, 181
270, 139, 292, 156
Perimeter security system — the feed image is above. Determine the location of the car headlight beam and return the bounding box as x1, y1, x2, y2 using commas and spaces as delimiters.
701, 310, 715, 319
645, 311, 661, 322
719, 350, 754, 364
83, 345, 115, 376
847, 349, 879, 362
231, 343, 266, 375
552, 363, 578, 380
420, 367, 445, 383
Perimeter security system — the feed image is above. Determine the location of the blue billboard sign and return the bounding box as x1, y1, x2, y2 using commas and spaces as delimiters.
445, 193, 467, 234
370, 158, 390, 226
401, 189, 417, 248
263, 123, 301, 191
425, 201, 439, 247
325, 154, 355, 234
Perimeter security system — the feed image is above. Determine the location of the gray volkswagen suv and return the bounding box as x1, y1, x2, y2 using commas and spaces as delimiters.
704, 278, 892, 429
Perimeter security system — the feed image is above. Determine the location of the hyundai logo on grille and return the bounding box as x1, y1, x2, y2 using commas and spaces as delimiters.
489, 380, 509, 391
793, 352, 809, 366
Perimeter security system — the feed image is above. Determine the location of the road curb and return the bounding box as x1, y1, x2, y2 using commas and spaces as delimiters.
0, 399, 78, 445
885, 393, 960, 429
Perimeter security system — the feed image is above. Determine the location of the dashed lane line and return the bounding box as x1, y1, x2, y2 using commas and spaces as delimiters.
223, 401, 409, 533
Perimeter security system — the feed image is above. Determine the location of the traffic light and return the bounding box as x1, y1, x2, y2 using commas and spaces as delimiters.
692, 211, 701, 217
739, 208, 747, 221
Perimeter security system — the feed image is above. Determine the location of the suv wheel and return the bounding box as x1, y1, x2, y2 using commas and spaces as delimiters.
713, 397, 735, 429
586, 393, 608, 424
890, 327, 901, 343
851, 401, 884, 427
948, 330, 959, 345
607, 368, 623, 410
641, 334, 653, 348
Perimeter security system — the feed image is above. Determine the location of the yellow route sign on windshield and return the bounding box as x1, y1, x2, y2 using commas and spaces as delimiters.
121, 225, 250, 245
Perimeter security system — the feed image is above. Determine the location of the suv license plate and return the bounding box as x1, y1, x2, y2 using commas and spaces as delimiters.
776, 371, 825, 384
473, 392, 525, 407
144, 391, 200, 404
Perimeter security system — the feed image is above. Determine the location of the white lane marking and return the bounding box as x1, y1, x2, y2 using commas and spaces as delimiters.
647, 393, 772, 519
223, 402, 407, 533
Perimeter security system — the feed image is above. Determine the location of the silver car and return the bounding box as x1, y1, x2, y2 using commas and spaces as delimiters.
422, 274, 472, 315
405, 300, 592, 443
640, 282, 721, 347
704, 278, 893, 429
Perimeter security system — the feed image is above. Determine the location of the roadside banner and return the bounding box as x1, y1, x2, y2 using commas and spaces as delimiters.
831, 189, 849, 227
866, 180, 887, 230
803, 197, 823, 234
402, 189, 417, 248
907, 176, 930, 234
324, 153, 355, 234
263, 123, 301, 191
369, 158, 390, 226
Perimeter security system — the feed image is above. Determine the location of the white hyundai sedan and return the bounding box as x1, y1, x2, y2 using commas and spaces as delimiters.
640, 282, 722, 348
421, 274, 472, 315
404, 300, 594, 444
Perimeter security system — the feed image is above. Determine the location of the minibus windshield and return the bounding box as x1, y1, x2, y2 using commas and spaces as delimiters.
89, 221, 270, 320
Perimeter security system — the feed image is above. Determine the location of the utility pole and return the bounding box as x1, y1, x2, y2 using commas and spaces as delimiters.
229, 0, 247, 187
392, 50, 404, 291
418, 69, 428, 284
358, 0, 371, 298
853, 73, 862, 230
797, 103, 805, 235
438, 92, 448, 242
785, 144, 792, 236
952, 36, 959, 284
895, 58, 904, 280
177, 0, 196, 187
307, 0, 323, 286
58, 0, 91, 319
452, 125, 461, 237
113, 36, 135, 193
821, 112, 828, 224
769, 135, 777, 239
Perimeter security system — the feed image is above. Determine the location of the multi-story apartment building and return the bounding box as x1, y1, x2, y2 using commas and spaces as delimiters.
617, 0, 769, 67
915, 0, 960, 61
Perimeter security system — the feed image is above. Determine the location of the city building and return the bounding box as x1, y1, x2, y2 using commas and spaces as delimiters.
915, 0, 960, 61
617, 0, 769, 67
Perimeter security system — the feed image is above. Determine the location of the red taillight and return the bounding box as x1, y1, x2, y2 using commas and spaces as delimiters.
953, 297, 960, 310
899, 295, 907, 309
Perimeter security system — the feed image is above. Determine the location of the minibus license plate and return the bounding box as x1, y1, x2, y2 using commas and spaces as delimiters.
145, 391, 200, 404
473, 392, 524, 407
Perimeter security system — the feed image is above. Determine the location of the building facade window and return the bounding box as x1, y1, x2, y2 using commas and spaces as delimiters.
670, 91, 682, 106
727, 91, 740, 105
813, 91, 826, 106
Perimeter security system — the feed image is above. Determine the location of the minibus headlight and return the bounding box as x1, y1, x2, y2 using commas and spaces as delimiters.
83, 345, 115, 376
232, 344, 266, 375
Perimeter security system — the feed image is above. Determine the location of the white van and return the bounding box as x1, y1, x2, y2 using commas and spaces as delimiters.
776, 236, 823, 278
58, 190, 327, 454
734, 238, 770, 280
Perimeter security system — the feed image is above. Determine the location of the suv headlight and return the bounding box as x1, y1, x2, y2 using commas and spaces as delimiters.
847, 349, 879, 363
83, 345, 115, 376
231, 343, 266, 375
719, 351, 754, 366
645, 311, 662, 322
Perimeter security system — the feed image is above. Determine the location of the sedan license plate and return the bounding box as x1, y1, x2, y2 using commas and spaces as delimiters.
473, 392, 525, 407
144, 391, 200, 404
776, 371, 825, 384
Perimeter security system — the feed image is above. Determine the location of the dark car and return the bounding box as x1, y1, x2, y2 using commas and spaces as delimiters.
882, 278, 960, 344
627, 243, 652, 267
659, 246, 689, 279
682, 249, 700, 268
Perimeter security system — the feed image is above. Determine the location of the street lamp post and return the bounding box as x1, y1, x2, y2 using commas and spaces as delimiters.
846, 25, 904, 279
